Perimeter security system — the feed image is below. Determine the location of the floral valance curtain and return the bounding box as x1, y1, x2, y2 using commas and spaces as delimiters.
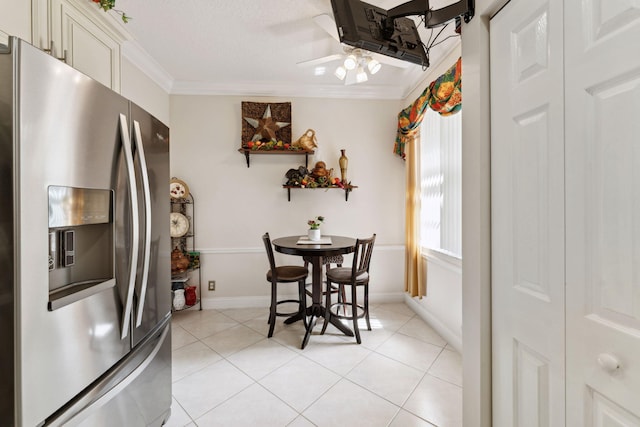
394, 57, 462, 159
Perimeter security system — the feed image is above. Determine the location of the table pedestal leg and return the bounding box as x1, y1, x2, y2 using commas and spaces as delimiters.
284, 312, 304, 324
300, 256, 353, 349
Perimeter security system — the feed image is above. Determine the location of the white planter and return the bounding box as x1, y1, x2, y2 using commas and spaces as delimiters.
308, 229, 321, 241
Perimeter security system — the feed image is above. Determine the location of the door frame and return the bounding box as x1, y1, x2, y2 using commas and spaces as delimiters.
460, 0, 510, 426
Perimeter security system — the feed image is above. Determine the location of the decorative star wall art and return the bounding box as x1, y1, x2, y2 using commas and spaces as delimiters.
241, 102, 292, 149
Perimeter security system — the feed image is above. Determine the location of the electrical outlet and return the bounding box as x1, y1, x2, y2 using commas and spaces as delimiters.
208, 280, 216, 291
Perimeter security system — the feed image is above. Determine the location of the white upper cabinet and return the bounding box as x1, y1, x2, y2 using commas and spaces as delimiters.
32, 0, 129, 92
0, 0, 31, 44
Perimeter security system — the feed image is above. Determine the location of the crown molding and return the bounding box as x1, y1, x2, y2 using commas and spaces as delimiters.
121, 40, 174, 93
171, 79, 412, 99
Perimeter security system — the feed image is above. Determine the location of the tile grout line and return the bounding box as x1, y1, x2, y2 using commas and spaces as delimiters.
170, 303, 460, 426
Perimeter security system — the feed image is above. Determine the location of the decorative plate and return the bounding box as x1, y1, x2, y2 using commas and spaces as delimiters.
170, 177, 190, 199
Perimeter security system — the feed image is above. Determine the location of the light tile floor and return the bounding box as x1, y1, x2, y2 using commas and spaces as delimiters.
167, 303, 462, 427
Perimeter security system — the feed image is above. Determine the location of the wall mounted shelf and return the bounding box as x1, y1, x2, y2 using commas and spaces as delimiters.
237, 148, 314, 168
283, 185, 357, 202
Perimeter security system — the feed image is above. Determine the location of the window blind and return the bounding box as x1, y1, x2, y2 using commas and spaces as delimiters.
420, 109, 462, 258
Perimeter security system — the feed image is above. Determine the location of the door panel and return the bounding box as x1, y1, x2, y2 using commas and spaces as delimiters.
490, 0, 565, 424
565, 0, 640, 422
592, 392, 640, 426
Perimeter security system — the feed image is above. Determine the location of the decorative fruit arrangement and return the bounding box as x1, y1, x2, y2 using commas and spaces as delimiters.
243, 139, 301, 151
284, 166, 349, 188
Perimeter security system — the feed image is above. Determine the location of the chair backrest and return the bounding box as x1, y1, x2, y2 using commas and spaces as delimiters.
350, 234, 376, 281
262, 232, 277, 273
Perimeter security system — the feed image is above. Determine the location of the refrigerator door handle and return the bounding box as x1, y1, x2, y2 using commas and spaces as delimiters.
119, 113, 139, 340
132, 120, 152, 327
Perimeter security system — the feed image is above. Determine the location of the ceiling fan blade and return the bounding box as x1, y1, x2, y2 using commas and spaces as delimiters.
296, 53, 344, 67
344, 71, 358, 85
313, 14, 340, 42
369, 52, 412, 69
312, 13, 414, 70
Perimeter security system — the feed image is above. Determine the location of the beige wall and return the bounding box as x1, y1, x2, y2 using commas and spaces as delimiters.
121, 56, 171, 125
169, 94, 407, 307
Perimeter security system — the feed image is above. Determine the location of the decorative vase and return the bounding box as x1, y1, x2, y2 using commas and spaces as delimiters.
308, 228, 321, 241
339, 149, 348, 184
185, 286, 197, 306
173, 289, 186, 310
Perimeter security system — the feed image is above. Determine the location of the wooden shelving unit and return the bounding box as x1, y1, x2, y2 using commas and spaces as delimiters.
237, 148, 314, 168
282, 184, 357, 201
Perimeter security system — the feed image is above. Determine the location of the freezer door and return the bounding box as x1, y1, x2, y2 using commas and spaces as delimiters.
130, 103, 171, 348
13, 39, 135, 426
44, 319, 172, 427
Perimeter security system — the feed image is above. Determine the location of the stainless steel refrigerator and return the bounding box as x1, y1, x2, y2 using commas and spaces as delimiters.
0, 37, 172, 426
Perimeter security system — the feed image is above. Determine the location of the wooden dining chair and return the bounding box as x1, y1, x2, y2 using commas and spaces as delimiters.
262, 233, 309, 338
321, 234, 376, 344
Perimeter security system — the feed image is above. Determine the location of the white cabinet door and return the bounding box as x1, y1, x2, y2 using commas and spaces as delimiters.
565, 0, 640, 424
32, 0, 122, 92
490, 0, 566, 425
51, 0, 121, 91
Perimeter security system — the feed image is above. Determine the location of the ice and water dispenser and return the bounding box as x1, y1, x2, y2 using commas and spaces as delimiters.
47, 186, 115, 310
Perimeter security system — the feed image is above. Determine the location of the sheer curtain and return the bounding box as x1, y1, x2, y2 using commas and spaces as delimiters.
404, 134, 425, 298
395, 57, 462, 298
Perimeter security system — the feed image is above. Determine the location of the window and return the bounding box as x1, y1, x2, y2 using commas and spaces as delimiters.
420, 108, 462, 258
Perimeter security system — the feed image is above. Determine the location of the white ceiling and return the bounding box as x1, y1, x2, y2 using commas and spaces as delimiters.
111, 0, 461, 99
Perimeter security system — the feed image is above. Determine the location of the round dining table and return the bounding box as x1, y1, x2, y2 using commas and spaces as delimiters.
272, 235, 356, 349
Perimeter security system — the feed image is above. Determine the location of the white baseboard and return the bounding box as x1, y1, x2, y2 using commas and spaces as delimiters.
202, 292, 405, 310
404, 294, 463, 353
201, 296, 270, 310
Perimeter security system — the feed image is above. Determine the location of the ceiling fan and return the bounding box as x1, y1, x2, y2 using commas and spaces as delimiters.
298, 14, 411, 85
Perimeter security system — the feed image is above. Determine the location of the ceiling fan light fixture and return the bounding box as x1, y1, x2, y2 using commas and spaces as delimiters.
356, 66, 368, 83
367, 58, 381, 74
344, 54, 357, 70
334, 65, 347, 80
314, 66, 327, 76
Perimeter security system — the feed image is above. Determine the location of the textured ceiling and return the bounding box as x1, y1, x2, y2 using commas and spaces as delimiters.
113, 0, 460, 99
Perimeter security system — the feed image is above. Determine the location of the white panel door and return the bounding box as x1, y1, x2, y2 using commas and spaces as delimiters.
565, 0, 640, 424
490, 0, 566, 425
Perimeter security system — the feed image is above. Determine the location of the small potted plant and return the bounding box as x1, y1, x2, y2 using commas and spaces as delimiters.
307, 216, 324, 241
